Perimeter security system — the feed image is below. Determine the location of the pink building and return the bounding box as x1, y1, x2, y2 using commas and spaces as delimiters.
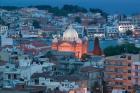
132, 62, 140, 86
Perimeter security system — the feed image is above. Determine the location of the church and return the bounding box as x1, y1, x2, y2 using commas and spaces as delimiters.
51, 25, 88, 58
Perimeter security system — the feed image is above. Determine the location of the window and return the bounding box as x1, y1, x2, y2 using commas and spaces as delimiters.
128, 63, 131, 67
35, 79, 39, 84
116, 75, 123, 78
14, 74, 17, 79
135, 72, 138, 76
135, 65, 138, 70
115, 82, 123, 85
120, 82, 123, 85
115, 68, 118, 72
128, 77, 131, 80
128, 86, 131, 89
8, 74, 11, 79
62, 84, 64, 86
135, 79, 138, 84
128, 70, 131, 73
115, 82, 119, 85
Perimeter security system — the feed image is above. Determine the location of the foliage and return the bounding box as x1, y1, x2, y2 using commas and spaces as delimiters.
91, 81, 101, 93
104, 43, 140, 56
90, 8, 108, 19
45, 51, 53, 58
0, 6, 20, 11
62, 5, 87, 13
32, 20, 41, 28
81, 53, 91, 61
125, 30, 133, 36
0, 5, 107, 18
45, 51, 58, 62
41, 32, 47, 38
74, 16, 81, 23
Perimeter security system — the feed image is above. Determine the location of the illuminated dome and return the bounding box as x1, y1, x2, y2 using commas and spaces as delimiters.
63, 25, 79, 41
76, 38, 82, 43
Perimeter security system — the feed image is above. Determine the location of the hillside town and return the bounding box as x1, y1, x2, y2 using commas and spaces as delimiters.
0, 5, 140, 93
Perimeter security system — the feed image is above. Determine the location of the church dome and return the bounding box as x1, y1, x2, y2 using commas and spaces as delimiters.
76, 38, 82, 43
63, 25, 79, 41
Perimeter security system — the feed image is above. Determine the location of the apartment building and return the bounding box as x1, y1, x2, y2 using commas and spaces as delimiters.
118, 21, 134, 33
104, 54, 134, 93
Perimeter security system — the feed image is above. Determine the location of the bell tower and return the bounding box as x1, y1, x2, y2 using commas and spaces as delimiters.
93, 37, 102, 56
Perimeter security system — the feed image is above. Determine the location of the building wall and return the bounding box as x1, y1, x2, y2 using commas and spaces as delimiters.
104, 56, 133, 93
51, 41, 88, 58
118, 21, 134, 33
132, 62, 140, 86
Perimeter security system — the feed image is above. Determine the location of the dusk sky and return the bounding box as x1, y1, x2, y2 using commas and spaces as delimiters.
0, 0, 140, 14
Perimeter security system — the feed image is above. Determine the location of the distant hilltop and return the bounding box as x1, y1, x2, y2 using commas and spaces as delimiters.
0, 5, 108, 17
0, 0, 140, 14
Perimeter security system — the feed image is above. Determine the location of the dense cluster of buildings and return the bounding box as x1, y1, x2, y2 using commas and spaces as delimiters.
0, 7, 140, 93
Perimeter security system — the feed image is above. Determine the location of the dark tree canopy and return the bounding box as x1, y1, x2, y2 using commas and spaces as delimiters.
104, 43, 140, 56
125, 30, 133, 36
32, 20, 41, 29
0, 5, 107, 17
74, 16, 82, 24
90, 8, 108, 19
62, 5, 87, 13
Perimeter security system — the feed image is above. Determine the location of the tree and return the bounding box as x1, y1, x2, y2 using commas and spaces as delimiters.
45, 51, 58, 62
92, 81, 101, 93
0, 6, 20, 11
102, 81, 108, 93
89, 8, 108, 19
74, 16, 81, 24
41, 32, 47, 38
32, 20, 41, 29
81, 54, 90, 61
103, 43, 140, 56
62, 5, 87, 13
125, 30, 133, 36
45, 51, 53, 61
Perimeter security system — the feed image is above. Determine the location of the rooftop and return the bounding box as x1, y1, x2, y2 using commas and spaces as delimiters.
105, 54, 140, 62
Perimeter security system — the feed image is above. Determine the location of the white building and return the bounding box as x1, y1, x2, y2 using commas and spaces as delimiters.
0, 26, 13, 46
31, 74, 87, 92
86, 26, 105, 39
19, 62, 54, 84
0, 25, 8, 35
118, 21, 135, 33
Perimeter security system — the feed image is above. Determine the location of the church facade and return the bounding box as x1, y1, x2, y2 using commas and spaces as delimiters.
51, 25, 88, 58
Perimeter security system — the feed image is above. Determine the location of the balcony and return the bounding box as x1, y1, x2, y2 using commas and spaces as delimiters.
132, 75, 140, 78
104, 77, 127, 81
105, 63, 128, 66
132, 69, 140, 72
106, 84, 125, 88
105, 70, 128, 73
115, 78, 123, 80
